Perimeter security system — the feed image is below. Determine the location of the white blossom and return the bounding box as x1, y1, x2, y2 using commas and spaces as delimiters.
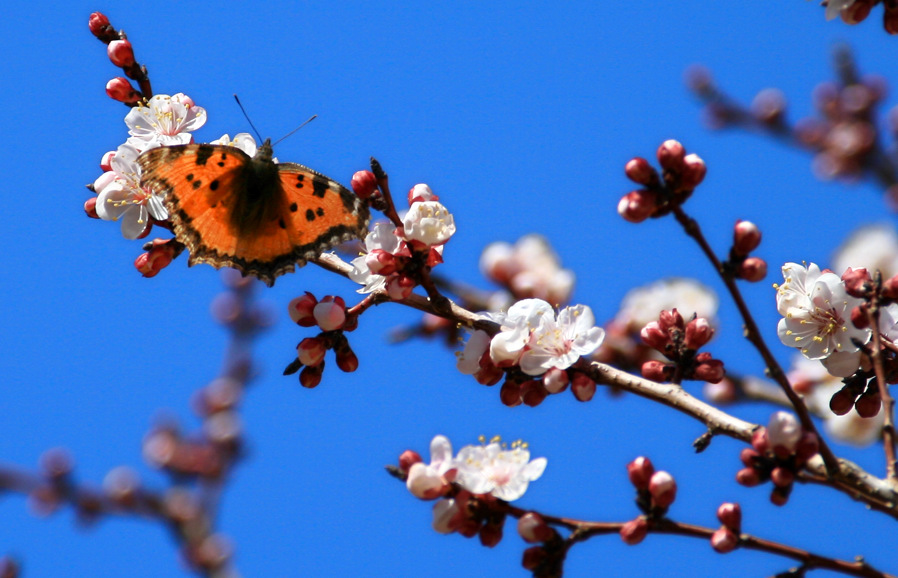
125, 93, 206, 149
94, 143, 168, 239
403, 201, 456, 247
454, 437, 546, 501
615, 278, 718, 333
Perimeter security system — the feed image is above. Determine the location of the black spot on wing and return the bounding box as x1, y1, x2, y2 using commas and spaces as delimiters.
195, 145, 215, 166
192, 180, 203, 190
316, 207, 324, 217
305, 209, 316, 222
289, 202, 298, 212
312, 175, 329, 198
210, 180, 219, 191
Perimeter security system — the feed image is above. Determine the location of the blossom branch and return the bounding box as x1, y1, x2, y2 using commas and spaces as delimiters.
670, 204, 840, 474
866, 304, 898, 481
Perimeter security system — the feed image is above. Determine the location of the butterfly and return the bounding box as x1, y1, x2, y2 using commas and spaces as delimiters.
138, 139, 370, 286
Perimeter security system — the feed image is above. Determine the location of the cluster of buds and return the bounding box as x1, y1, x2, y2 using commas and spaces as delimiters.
518, 512, 563, 576
283, 294, 360, 388
735, 412, 820, 505
27, 449, 102, 524
349, 180, 454, 301
639, 309, 725, 384
88, 12, 148, 105
828, 369, 886, 418
499, 370, 598, 407
710, 503, 742, 554
620, 456, 678, 545
727, 220, 767, 282
823, 0, 898, 35
617, 140, 707, 223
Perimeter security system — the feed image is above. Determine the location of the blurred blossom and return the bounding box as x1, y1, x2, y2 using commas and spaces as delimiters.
454, 437, 546, 501
832, 224, 898, 278
480, 235, 575, 305
615, 278, 718, 333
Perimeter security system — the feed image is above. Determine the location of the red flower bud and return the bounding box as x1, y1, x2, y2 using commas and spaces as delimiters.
570, 373, 596, 402
710, 527, 739, 553
732, 220, 761, 256
884, 5, 898, 34
850, 305, 869, 329
620, 518, 649, 545
770, 466, 794, 488
521, 546, 547, 570
648, 470, 677, 508
882, 273, 898, 299
398, 450, 421, 474
617, 190, 658, 223
679, 153, 707, 190
299, 364, 324, 388
88, 12, 112, 38
641, 360, 674, 382
500, 380, 522, 407
640, 321, 670, 351
855, 390, 882, 418
692, 356, 725, 384
351, 170, 377, 199
657, 139, 686, 172
518, 512, 554, 544
107, 39, 135, 68
134, 239, 177, 278
105, 77, 141, 104
684, 318, 714, 350
521, 380, 548, 407
739, 448, 759, 467
841, 0, 872, 24
624, 157, 658, 186
841, 267, 871, 298
84, 197, 100, 219
658, 309, 684, 331
288, 292, 318, 326
627, 456, 655, 490
335, 343, 359, 373
829, 388, 857, 416
737, 257, 767, 282
735, 467, 761, 487
716, 502, 741, 531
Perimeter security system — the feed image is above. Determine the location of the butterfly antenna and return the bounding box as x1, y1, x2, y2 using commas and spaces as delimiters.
273, 115, 318, 146
233, 94, 265, 143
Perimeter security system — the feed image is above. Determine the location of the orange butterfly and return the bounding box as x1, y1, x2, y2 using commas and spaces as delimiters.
138, 139, 370, 286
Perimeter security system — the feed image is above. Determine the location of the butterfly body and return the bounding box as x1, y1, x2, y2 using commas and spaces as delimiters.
138, 139, 369, 286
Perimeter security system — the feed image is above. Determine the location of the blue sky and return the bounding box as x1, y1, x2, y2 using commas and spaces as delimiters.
2, 1, 898, 576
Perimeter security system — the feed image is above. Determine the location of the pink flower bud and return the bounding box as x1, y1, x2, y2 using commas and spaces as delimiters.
648, 471, 677, 508
770, 487, 790, 506
884, 6, 898, 34
732, 220, 762, 256
105, 77, 141, 103
398, 450, 422, 474
299, 364, 324, 388
851, 305, 869, 329
829, 388, 857, 415
624, 157, 658, 186
288, 292, 318, 326
770, 467, 793, 488
406, 462, 450, 500
134, 239, 176, 278
735, 467, 761, 487
737, 257, 767, 282
679, 153, 707, 190
84, 197, 100, 219
313, 298, 346, 331
297, 337, 326, 367
642, 360, 674, 383
767, 411, 801, 457
408, 183, 438, 204
500, 380, 523, 407
620, 518, 649, 545
351, 170, 377, 199
795, 432, 820, 462
684, 318, 714, 350
627, 456, 655, 490
542, 368, 569, 394
107, 39, 135, 68
617, 189, 658, 223
842, 267, 872, 298
739, 448, 759, 467
640, 321, 670, 351
842, 0, 872, 24
387, 275, 416, 300
479, 520, 504, 548
751, 427, 769, 454
335, 343, 359, 373
518, 512, 554, 544
658, 309, 684, 331
855, 390, 882, 418
522, 546, 547, 570
882, 273, 898, 299
100, 151, 115, 172
365, 249, 398, 275
657, 139, 686, 171
710, 527, 739, 553
521, 379, 549, 407
717, 503, 742, 531
88, 12, 111, 38
571, 373, 596, 402
692, 355, 725, 384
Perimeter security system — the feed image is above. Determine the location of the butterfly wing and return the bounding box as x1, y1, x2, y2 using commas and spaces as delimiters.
138, 144, 369, 286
